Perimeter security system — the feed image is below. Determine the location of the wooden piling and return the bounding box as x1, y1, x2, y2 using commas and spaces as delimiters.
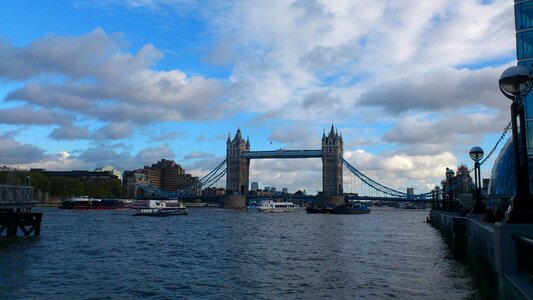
0, 210, 43, 238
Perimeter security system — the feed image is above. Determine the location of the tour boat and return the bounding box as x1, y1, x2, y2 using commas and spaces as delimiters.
248, 199, 296, 212
398, 202, 417, 209
305, 202, 371, 214
246, 200, 260, 212
59, 196, 128, 210
131, 199, 188, 217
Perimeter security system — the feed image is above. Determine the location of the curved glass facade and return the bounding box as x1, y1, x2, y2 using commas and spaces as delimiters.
488, 138, 516, 198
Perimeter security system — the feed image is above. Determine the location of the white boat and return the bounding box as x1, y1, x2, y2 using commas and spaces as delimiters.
246, 200, 260, 212
248, 199, 296, 212
131, 199, 188, 216
66, 195, 102, 202
399, 202, 417, 209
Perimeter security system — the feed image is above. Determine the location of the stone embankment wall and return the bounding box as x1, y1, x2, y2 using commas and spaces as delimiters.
429, 211, 533, 300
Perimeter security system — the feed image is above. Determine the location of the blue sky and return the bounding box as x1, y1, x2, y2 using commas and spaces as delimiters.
0, 0, 517, 194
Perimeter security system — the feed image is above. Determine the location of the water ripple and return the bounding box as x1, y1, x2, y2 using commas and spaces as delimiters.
0, 207, 478, 299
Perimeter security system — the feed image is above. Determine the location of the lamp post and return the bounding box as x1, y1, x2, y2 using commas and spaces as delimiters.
446, 168, 455, 211
469, 146, 485, 213
440, 180, 446, 210
499, 66, 533, 223
434, 186, 440, 210
431, 187, 436, 209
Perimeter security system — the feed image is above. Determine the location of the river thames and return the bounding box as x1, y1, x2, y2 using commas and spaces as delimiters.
1, 207, 479, 299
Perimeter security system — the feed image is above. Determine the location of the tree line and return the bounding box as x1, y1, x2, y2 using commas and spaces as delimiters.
0, 171, 124, 199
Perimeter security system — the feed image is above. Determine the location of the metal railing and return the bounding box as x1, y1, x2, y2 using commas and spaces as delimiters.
0, 185, 36, 208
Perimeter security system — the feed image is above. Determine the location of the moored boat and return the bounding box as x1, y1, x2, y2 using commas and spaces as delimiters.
332, 203, 371, 214
248, 199, 296, 212
131, 199, 188, 217
398, 202, 417, 209
305, 206, 335, 214
305, 202, 371, 214
59, 196, 128, 210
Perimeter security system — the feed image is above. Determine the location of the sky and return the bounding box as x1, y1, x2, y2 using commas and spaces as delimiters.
0, 0, 517, 195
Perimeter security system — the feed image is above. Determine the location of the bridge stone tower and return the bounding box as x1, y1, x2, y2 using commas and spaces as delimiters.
322, 125, 343, 198
226, 129, 250, 195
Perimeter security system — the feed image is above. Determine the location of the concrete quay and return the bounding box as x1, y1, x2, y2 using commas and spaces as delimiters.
429, 210, 533, 299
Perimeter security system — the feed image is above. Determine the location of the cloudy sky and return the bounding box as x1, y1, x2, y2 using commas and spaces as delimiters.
0, 0, 516, 194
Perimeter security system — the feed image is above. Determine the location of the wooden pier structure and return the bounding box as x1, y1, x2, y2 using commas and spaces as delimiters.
0, 184, 42, 238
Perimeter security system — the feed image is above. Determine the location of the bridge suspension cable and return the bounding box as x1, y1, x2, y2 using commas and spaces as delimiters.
342, 158, 432, 200
137, 159, 227, 198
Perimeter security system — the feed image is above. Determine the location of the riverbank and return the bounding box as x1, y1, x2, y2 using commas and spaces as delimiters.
428, 210, 533, 299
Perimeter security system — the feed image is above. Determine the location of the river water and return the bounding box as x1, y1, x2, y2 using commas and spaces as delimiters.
1, 207, 479, 299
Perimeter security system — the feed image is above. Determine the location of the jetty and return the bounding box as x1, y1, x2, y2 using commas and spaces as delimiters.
0, 182, 41, 238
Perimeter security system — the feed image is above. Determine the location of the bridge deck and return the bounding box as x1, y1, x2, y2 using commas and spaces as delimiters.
241, 149, 322, 159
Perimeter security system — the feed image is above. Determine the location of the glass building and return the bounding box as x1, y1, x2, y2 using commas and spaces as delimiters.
489, 1, 533, 203
514, 1, 533, 193
516, 0, 533, 150
488, 139, 515, 200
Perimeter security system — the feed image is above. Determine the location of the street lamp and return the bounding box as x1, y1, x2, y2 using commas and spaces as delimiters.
431, 187, 436, 209
499, 65, 533, 223
446, 168, 455, 211
469, 146, 485, 213
440, 180, 446, 210
434, 186, 440, 210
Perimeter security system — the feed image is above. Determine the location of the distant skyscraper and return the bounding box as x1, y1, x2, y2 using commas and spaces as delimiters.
251, 182, 259, 191
282, 188, 288, 194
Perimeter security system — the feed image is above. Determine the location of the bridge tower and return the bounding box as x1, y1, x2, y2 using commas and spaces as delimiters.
226, 129, 250, 195
322, 125, 343, 197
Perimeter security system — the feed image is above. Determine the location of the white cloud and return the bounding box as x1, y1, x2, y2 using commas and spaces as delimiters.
0, 134, 45, 164
344, 149, 458, 192
0, 0, 518, 193
1, 28, 228, 127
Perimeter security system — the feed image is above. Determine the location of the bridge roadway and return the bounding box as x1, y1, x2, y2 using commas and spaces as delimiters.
241, 149, 322, 159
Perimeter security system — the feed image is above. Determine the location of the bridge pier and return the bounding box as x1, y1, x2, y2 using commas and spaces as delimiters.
318, 195, 345, 207
219, 194, 247, 209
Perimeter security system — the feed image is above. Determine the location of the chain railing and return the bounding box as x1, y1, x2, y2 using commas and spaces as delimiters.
480, 121, 512, 166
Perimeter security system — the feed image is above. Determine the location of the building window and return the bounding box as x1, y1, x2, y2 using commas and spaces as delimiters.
526, 93, 533, 119
516, 2, 533, 31
527, 121, 533, 151
517, 30, 533, 60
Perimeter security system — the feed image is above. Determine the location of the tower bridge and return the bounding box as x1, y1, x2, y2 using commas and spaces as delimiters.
138, 126, 433, 207
222, 125, 345, 208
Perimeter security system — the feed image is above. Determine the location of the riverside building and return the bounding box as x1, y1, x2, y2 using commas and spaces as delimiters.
123, 159, 200, 198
